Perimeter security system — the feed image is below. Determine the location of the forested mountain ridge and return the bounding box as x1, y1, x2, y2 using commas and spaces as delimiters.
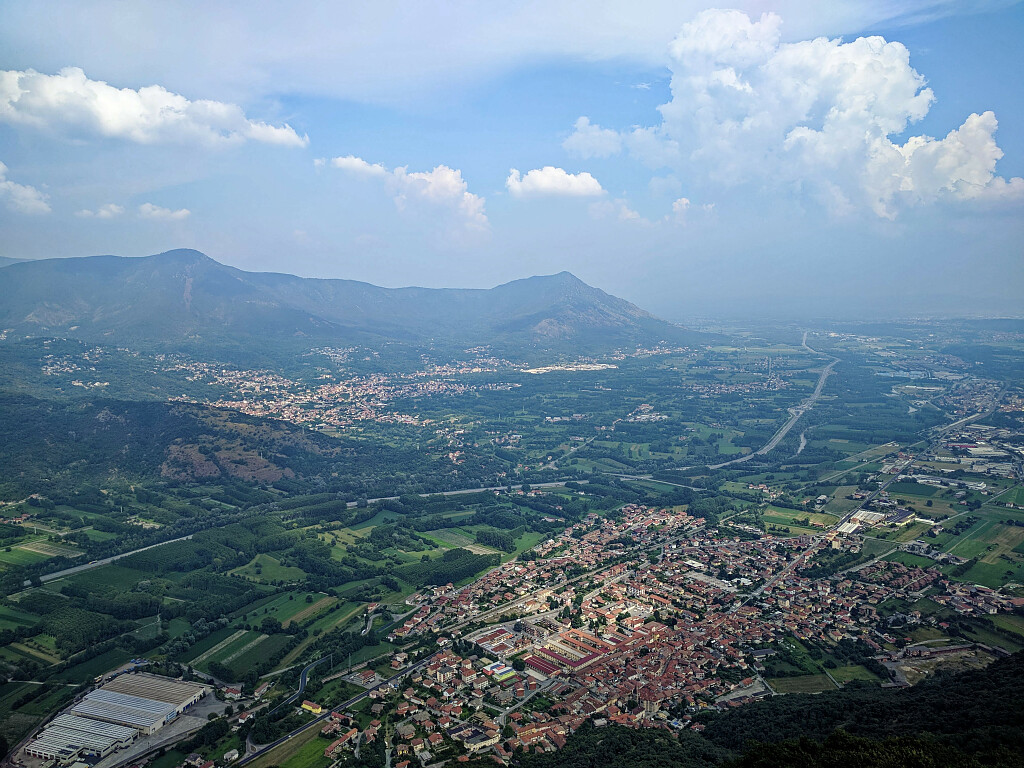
0, 249, 703, 353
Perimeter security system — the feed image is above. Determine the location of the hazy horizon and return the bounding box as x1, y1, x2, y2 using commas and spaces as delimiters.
2, 1, 1022, 319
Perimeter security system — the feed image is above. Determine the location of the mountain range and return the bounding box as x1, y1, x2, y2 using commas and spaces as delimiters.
0, 249, 702, 354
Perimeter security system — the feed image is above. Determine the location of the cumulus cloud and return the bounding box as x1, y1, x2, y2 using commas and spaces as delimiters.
563, 117, 622, 159
138, 202, 189, 220
671, 197, 690, 221
0, 67, 308, 147
577, 9, 1023, 217
0, 161, 50, 214
326, 155, 487, 230
76, 203, 124, 219
506, 166, 604, 197
329, 155, 388, 177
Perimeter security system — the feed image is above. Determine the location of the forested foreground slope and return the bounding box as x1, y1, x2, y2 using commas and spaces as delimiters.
468, 651, 1024, 768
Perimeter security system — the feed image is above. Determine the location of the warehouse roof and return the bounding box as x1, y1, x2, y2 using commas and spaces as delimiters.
103, 673, 206, 707
27, 714, 137, 759
72, 689, 177, 731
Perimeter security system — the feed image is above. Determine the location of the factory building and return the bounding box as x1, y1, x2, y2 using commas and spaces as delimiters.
27, 673, 209, 764
69, 674, 207, 734
25, 715, 136, 762
102, 673, 207, 713
71, 689, 179, 735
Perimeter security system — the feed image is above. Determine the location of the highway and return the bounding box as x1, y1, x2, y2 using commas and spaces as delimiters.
710, 332, 837, 470
344, 480, 587, 509
22, 483, 588, 589
22, 534, 194, 587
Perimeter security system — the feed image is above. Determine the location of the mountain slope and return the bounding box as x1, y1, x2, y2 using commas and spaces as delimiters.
0, 249, 701, 353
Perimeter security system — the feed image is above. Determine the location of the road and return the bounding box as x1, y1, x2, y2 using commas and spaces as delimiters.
722, 382, 1008, 617
22, 534, 194, 587
711, 333, 837, 470
360, 612, 375, 636
239, 651, 440, 766
23, 482, 588, 588
601, 472, 705, 492
344, 480, 587, 509
265, 656, 333, 717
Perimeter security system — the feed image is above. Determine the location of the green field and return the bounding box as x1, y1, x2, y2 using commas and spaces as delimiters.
887, 482, 940, 497
861, 538, 897, 557
0, 603, 39, 630
991, 613, 1024, 639
178, 625, 236, 662
304, 600, 363, 634
766, 674, 838, 693
0, 547, 50, 567
191, 629, 265, 671
831, 665, 881, 684
883, 551, 938, 569
80, 528, 119, 542
247, 719, 331, 768
231, 553, 307, 583
226, 634, 291, 677
240, 591, 332, 626
51, 647, 137, 683
997, 486, 1024, 507
762, 507, 838, 535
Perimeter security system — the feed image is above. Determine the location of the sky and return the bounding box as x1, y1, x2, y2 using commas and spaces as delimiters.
1, 0, 1022, 320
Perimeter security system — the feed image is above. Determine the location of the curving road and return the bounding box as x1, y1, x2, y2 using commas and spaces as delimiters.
239, 651, 440, 765
265, 656, 332, 718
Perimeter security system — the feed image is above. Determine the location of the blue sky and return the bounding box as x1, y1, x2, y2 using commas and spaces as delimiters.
1, 1, 1022, 319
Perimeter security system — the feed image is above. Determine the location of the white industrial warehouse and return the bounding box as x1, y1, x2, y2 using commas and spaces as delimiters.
26, 674, 208, 764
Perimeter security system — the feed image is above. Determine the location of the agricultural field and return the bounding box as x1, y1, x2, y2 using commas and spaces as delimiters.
766, 674, 838, 693
282, 595, 337, 627
762, 507, 839, 535
0, 319, 1021, 756
997, 486, 1024, 507
239, 591, 336, 627
0, 603, 37, 630
831, 665, 882, 683
247, 725, 330, 768
0, 547, 51, 568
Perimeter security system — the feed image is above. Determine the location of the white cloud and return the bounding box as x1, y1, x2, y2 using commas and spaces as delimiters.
76, 203, 124, 219
671, 197, 690, 222
0, 161, 50, 214
578, 9, 1022, 217
329, 155, 387, 177
327, 155, 487, 230
563, 117, 622, 159
139, 202, 190, 220
0, 67, 308, 147
506, 167, 604, 197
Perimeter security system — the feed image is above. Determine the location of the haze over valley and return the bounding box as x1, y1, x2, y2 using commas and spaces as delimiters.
1, 4, 1023, 768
